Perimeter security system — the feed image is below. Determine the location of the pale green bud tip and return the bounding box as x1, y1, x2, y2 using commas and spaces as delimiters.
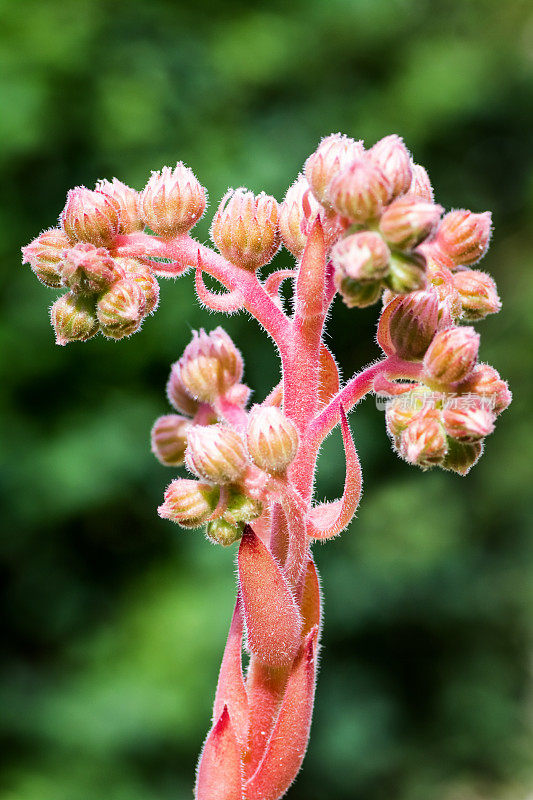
442, 438, 483, 476
178, 327, 243, 404
151, 414, 191, 467
206, 518, 243, 546
385, 251, 427, 294
185, 424, 248, 484
140, 162, 206, 237
50, 292, 99, 346
158, 479, 219, 527
246, 406, 299, 475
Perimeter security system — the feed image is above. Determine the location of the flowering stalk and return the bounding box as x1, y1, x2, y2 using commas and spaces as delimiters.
22, 133, 511, 798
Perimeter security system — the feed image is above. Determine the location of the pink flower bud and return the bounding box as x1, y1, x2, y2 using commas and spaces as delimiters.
304, 133, 365, 206
185, 424, 248, 484
211, 188, 280, 270
95, 178, 144, 234
22, 228, 70, 288
61, 243, 124, 294
386, 251, 427, 294
224, 382, 251, 408
335, 276, 383, 308
442, 401, 495, 442
399, 408, 447, 469
385, 388, 430, 439
97, 278, 146, 339
178, 327, 243, 404
151, 414, 191, 466
328, 159, 391, 223
166, 362, 200, 417
452, 269, 501, 321
206, 518, 243, 546
386, 291, 439, 360
368, 135, 412, 199
436, 210, 492, 266
423, 326, 480, 386
50, 292, 99, 345
442, 438, 483, 476
158, 478, 219, 527
115, 257, 160, 315
426, 260, 463, 321
409, 163, 434, 202
379, 194, 443, 250
140, 163, 206, 236
331, 231, 390, 282
246, 406, 299, 475
279, 175, 343, 258
459, 363, 512, 415
61, 186, 121, 247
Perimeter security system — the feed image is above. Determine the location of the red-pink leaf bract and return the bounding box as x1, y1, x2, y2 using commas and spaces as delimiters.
238, 525, 303, 667
195, 706, 243, 800
213, 594, 249, 748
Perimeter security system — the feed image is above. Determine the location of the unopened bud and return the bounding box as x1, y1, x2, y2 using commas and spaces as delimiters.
423, 326, 479, 386
158, 479, 219, 527
22, 228, 70, 288
185, 424, 248, 484
178, 327, 243, 404
452, 269, 501, 321
304, 134, 365, 206
441, 438, 483, 476
399, 408, 447, 469
331, 231, 390, 282
328, 159, 391, 223
211, 188, 280, 270
95, 178, 144, 234
225, 383, 251, 408
140, 163, 206, 236
436, 210, 492, 266
151, 414, 191, 466
368, 135, 412, 199
386, 291, 439, 360
459, 364, 511, 415
97, 278, 146, 339
50, 292, 99, 345
61, 243, 124, 294
442, 402, 495, 442
246, 406, 299, 475
335, 276, 383, 308
116, 257, 160, 315
385, 389, 430, 439
223, 490, 263, 525
61, 186, 120, 247
206, 519, 243, 546
426, 260, 463, 321
379, 194, 443, 250
166, 362, 200, 417
386, 251, 426, 294
279, 175, 343, 258
409, 164, 434, 202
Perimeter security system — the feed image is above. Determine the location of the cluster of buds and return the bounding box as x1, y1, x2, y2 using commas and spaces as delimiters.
22, 164, 207, 344
384, 344, 511, 474
154, 329, 300, 546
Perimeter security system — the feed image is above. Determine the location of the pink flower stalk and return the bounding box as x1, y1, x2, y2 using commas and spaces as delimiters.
22, 133, 511, 798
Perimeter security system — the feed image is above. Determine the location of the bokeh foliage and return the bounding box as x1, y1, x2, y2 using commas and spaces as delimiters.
1, 0, 533, 798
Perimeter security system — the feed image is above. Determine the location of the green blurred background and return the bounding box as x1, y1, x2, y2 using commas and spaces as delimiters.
1, 0, 533, 798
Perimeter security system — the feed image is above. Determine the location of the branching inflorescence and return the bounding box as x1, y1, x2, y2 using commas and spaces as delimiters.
22, 133, 511, 799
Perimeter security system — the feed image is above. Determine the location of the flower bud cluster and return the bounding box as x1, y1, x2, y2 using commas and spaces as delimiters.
154, 329, 301, 543
385, 360, 510, 474
22, 163, 208, 343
